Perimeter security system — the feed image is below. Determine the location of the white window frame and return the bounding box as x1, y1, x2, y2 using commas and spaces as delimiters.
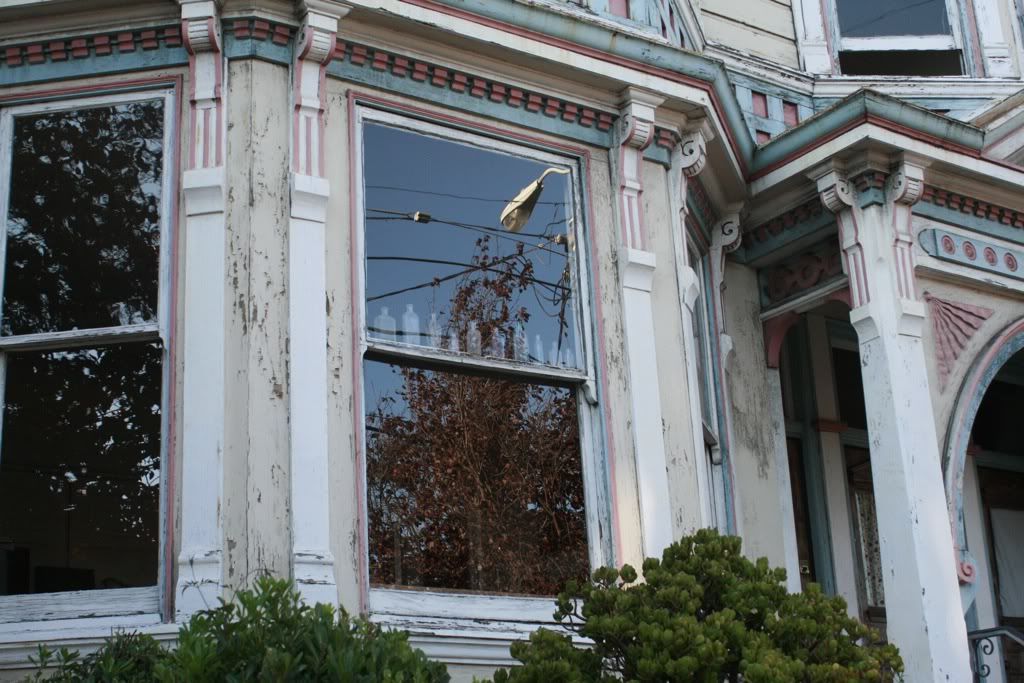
0, 89, 176, 631
825, 0, 966, 64
354, 105, 610, 631
688, 245, 726, 531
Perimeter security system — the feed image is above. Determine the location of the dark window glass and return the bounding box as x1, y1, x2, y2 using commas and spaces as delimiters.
3, 101, 164, 336
364, 358, 588, 595
836, 0, 950, 37
363, 123, 582, 370
833, 348, 868, 430
0, 343, 162, 595
839, 50, 962, 76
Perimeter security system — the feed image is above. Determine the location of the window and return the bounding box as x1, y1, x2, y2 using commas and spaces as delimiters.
688, 246, 723, 529
356, 108, 604, 621
0, 92, 172, 622
830, 0, 964, 75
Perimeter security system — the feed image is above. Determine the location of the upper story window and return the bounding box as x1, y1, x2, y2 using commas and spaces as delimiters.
831, 0, 964, 74
0, 92, 172, 623
356, 107, 605, 619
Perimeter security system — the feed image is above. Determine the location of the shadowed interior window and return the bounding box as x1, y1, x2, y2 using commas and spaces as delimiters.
360, 117, 591, 597
0, 100, 165, 598
836, 0, 950, 37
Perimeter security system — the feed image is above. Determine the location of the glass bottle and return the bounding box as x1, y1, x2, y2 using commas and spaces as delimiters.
513, 324, 529, 362
428, 313, 443, 349
489, 328, 506, 358
534, 334, 545, 364
467, 321, 482, 355
374, 306, 397, 342
402, 304, 420, 345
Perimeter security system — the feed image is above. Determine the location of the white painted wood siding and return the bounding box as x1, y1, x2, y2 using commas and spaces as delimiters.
700, 0, 800, 68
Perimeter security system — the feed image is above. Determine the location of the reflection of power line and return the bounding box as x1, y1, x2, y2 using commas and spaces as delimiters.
842, 0, 944, 35
367, 208, 560, 243
367, 255, 566, 303
367, 184, 565, 206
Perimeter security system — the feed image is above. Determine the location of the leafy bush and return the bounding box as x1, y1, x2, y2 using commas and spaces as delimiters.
491, 529, 901, 682
28, 577, 449, 682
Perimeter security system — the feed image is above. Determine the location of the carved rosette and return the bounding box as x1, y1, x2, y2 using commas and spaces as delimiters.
181, 1, 223, 170
924, 292, 993, 391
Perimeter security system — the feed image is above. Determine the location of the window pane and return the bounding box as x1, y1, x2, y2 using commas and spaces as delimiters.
0, 342, 162, 595
2, 101, 164, 336
836, 0, 950, 37
363, 123, 582, 370
364, 358, 589, 595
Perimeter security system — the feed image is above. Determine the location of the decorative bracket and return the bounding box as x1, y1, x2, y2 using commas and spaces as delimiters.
886, 158, 925, 301
813, 166, 872, 309
180, 0, 223, 170
615, 87, 663, 251
710, 212, 742, 370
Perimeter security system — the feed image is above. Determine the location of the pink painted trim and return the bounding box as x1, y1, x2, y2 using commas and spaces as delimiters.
348, 90, 624, 571
817, 0, 837, 74
394, 0, 749, 177
962, 0, 985, 77
763, 311, 800, 369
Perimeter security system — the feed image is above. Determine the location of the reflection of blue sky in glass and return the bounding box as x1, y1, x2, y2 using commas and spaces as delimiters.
363, 123, 581, 369
836, 0, 949, 37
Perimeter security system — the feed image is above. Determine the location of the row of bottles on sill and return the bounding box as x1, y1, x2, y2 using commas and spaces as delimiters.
372, 305, 576, 368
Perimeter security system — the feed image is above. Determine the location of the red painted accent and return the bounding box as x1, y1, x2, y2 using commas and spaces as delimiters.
544, 98, 560, 118
597, 112, 614, 131
470, 78, 487, 98
93, 35, 112, 56
252, 20, 270, 41
783, 101, 799, 127
608, 0, 629, 18
25, 44, 45, 64
233, 20, 251, 39
410, 61, 428, 81
489, 82, 506, 103
351, 45, 368, 66
507, 88, 524, 108
140, 30, 158, 50
763, 311, 800, 368
579, 108, 595, 127
451, 73, 468, 92
272, 25, 291, 46
392, 56, 409, 77
49, 41, 67, 61
371, 50, 389, 71
117, 32, 136, 51
561, 102, 578, 122
431, 67, 449, 87
70, 38, 89, 58
164, 26, 181, 47
751, 92, 768, 118
755, 130, 770, 144
526, 93, 543, 112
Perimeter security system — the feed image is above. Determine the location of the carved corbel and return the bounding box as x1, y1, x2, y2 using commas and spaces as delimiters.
615, 88, 663, 251
180, 0, 223, 171
678, 128, 708, 179
886, 158, 926, 301
813, 167, 871, 308
709, 212, 742, 370
294, 2, 350, 178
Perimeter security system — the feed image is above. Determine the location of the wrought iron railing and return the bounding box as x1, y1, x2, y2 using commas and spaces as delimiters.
969, 626, 1024, 681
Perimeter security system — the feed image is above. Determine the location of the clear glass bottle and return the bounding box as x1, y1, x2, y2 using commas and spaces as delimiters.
374, 306, 397, 342
466, 321, 482, 355
489, 328, 506, 358
534, 334, 545, 364
427, 313, 443, 349
513, 324, 529, 362
402, 304, 420, 345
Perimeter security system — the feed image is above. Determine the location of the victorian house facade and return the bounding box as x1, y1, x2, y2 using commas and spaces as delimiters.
0, 0, 1022, 680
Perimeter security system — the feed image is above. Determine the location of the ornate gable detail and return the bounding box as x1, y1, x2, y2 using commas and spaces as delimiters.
924, 293, 994, 390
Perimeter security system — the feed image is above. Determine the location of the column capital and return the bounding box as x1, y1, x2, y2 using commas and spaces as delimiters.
812, 167, 854, 214
678, 129, 708, 178
180, 0, 222, 54
885, 158, 926, 206
297, 1, 350, 64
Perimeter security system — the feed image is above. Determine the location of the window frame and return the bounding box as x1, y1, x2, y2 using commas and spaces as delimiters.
352, 104, 610, 628
824, 0, 967, 71
0, 88, 176, 629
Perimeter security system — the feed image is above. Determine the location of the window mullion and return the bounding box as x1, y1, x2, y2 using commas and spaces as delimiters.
0, 324, 161, 353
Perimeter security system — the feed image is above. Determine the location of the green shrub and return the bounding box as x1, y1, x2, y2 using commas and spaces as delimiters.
28, 577, 449, 682
491, 529, 901, 683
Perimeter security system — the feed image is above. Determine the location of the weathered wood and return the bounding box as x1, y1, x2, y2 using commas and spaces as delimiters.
0, 587, 159, 625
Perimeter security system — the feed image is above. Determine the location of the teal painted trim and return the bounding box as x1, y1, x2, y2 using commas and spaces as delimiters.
223, 35, 293, 65
974, 450, 1024, 474
414, 0, 755, 164
857, 187, 885, 208
644, 144, 671, 166
727, 70, 814, 110
754, 90, 985, 176
792, 321, 838, 597
329, 60, 614, 148
0, 48, 188, 88
919, 228, 1024, 280
914, 201, 1024, 247
686, 197, 712, 236
735, 211, 836, 265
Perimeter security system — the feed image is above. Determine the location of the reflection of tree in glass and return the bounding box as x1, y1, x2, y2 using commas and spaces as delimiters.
0, 343, 162, 586
3, 101, 163, 336
366, 245, 588, 595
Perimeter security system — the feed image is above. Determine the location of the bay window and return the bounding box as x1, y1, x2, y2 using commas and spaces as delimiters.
355, 107, 605, 621
0, 92, 172, 623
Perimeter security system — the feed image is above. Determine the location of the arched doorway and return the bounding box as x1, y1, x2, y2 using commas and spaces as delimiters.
944, 318, 1024, 681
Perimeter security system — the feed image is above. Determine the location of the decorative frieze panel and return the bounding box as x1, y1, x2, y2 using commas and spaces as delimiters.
760, 240, 843, 306
2, 27, 182, 67
919, 228, 1023, 281
919, 185, 1024, 233
923, 293, 993, 391
745, 197, 826, 246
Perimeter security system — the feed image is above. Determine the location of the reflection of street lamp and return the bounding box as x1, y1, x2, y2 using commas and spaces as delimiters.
500, 167, 570, 232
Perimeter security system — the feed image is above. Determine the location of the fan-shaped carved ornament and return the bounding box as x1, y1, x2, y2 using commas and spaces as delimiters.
925, 293, 993, 390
